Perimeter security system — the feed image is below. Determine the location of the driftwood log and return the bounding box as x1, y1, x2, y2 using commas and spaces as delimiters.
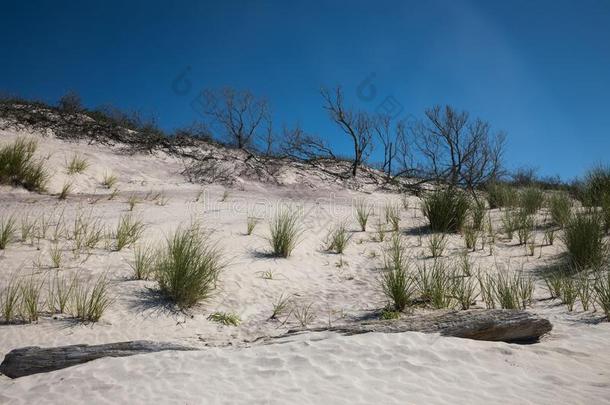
0, 310, 552, 379
269, 309, 552, 344
0, 340, 196, 379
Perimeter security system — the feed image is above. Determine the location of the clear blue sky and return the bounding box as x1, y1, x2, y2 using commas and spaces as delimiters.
1, 0, 609, 180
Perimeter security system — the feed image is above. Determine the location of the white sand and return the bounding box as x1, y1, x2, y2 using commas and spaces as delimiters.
1, 129, 609, 404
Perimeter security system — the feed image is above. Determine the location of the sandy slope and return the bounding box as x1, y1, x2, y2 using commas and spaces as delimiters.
1, 129, 609, 404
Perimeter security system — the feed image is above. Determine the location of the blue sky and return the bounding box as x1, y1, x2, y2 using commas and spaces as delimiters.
1, 0, 609, 180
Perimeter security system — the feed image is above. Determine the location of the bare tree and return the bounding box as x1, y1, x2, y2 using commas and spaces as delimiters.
200, 87, 269, 149
410, 105, 505, 192
281, 124, 336, 161
321, 87, 373, 176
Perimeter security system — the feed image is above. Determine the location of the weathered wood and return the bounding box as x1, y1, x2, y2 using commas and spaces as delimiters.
270, 309, 552, 344
0, 340, 197, 379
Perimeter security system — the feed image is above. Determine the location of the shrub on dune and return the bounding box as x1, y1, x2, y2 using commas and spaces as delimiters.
562, 212, 606, 270
422, 188, 470, 233
268, 208, 301, 258
155, 227, 224, 308
0, 138, 48, 191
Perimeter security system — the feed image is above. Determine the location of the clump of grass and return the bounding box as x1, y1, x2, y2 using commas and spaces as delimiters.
427, 233, 447, 258
515, 210, 534, 246
0, 138, 48, 191
542, 270, 564, 299
354, 199, 371, 231
380, 259, 415, 312
422, 188, 470, 233
66, 154, 89, 174
576, 272, 593, 311
268, 208, 301, 258
548, 192, 572, 227
324, 222, 353, 254
1, 278, 22, 323
0, 215, 17, 249
72, 211, 105, 253
383, 232, 408, 271
58, 181, 72, 200
130, 244, 155, 280
155, 226, 224, 308
594, 272, 610, 320
101, 172, 118, 188
49, 243, 62, 268
463, 225, 479, 252
48, 274, 75, 314
20, 214, 36, 243
384, 202, 401, 231
127, 194, 139, 211
519, 187, 545, 215
458, 251, 474, 277
501, 208, 517, 240
478, 270, 533, 310
374, 218, 386, 242
581, 165, 610, 207
562, 212, 606, 270
486, 182, 517, 209
293, 302, 315, 327
71, 275, 113, 322
452, 273, 478, 310
207, 311, 241, 326
246, 217, 259, 235
559, 276, 578, 311
415, 260, 453, 309
114, 214, 145, 251
269, 293, 292, 320
20, 277, 43, 322
470, 201, 486, 231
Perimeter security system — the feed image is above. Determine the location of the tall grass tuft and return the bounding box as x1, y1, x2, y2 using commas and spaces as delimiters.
486, 182, 517, 209
384, 202, 401, 232
581, 165, 610, 207
66, 154, 89, 174
130, 244, 155, 280
324, 222, 353, 254
20, 277, 43, 322
268, 208, 301, 258
594, 272, 610, 320
71, 275, 113, 322
0, 138, 48, 191
548, 192, 573, 227
354, 199, 371, 231
422, 188, 470, 233
415, 260, 454, 309
1, 278, 22, 323
380, 265, 414, 312
384, 232, 408, 271
155, 227, 224, 308
246, 217, 259, 235
519, 187, 545, 215
114, 214, 145, 251
562, 212, 606, 270
427, 233, 447, 258
0, 215, 17, 249
58, 181, 72, 200
102, 171, 118, 189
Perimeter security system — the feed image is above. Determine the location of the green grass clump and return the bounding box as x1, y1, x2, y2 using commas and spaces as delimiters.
114, 214, 145, 251
380, 264, 414, 312
422, 188, 470, 233
486, 182, 517, 209
562, 212, 606, 270
324, 222, 353, 254
101, 172, 118, 189
207, 311, 241, 326
246, 217, 259, 235
268, 209, 301, 257
415, 260, 454, 309
71, 275, 113, 322
518, 187, 545, 215
58, 181, 72, 200
1, 278, 22, 323
20, 277, 43, 322
477, 271, 533, 310
155, 227, 224, 308
594, 272, 610, 320
66, 154, 89, 174
427, 233, 447, 258
384, 202, 401, 232
130, 244, 155, 280
0, 138, 48, 191
582, 165, 610, 207
354, 199, 371, 231
548, 192, 573, 227
0, 215, 17, 249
